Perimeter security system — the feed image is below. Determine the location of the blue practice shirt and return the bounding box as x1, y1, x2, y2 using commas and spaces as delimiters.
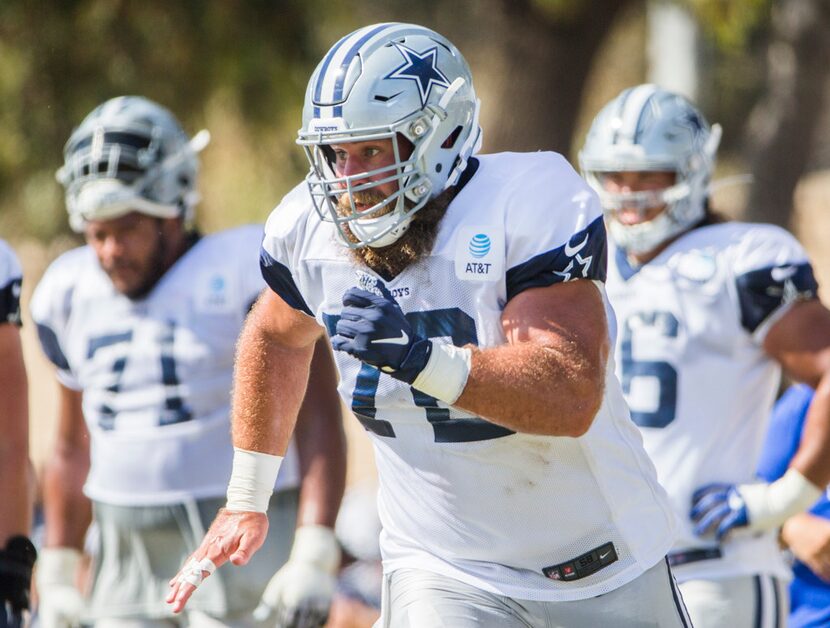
757, 384, 830, 628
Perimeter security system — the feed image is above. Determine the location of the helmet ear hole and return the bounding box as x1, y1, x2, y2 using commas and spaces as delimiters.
441, 125, 463, 149
395, 133, 414, 157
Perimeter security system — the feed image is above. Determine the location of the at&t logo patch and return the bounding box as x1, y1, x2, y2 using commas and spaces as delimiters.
455, 227, 503, 282
468, 234, 491, 258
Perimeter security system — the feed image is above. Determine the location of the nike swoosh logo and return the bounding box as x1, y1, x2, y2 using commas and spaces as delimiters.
599, 551, 611, 560
771, 266, 797, 281
564, 234, 588, 257
371, 331, 409, 346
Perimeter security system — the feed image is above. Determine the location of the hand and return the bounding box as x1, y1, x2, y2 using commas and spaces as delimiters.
167, 509, 268, 614
781, 512, 830, 582
690, 483, 749, 540
331, 282, 431, 384
0, 536, 37, 628
253, 525, 340, 628
35, 547, 84, 628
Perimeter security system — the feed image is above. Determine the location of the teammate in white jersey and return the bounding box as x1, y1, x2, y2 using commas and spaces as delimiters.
580, 84, 830, 627
168, 24, 692, 627
0, 240, 37, 628
31, 96, 346, 628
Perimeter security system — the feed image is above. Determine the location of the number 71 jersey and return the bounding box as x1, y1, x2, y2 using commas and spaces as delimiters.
605, 221, 819, 581
30, 226, 299, 506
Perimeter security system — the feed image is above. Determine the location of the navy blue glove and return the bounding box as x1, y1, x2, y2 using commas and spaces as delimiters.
0, 536, 36, 628
690, 483, 749, 540
331, 282, 432, 384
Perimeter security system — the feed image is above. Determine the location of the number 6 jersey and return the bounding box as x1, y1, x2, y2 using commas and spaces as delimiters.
606, 221, 820, 582
30, 225, 299, 506
260, 151, 676, 602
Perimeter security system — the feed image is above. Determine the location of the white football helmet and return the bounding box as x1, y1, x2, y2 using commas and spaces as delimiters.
297, 23, 482, 248
57, 96, 210, 232
579, 84, 722, 254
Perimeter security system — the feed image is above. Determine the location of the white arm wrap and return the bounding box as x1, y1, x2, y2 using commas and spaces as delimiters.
226, 447, 283, 513
739, 468, 823, 531
411, 340, 472, 405
36, 547, 82, 587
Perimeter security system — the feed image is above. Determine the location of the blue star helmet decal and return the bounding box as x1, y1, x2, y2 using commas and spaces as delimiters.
384, 43, 451, 107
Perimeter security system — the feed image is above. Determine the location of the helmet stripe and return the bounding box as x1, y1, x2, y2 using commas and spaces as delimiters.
313, 23, 402, 118
618, 84, 660, 145
330, 23, 401, 116
313, 30, 352, 118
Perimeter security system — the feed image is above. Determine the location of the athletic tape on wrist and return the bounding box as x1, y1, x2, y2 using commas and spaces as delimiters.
289, 525, 341, 575
36, 547, 83, 587
411, 340, 472, 405
226, 447, 283, 513
739, 468, 823, 530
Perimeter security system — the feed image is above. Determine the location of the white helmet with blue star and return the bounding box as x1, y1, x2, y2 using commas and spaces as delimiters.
579, 84, 722, 254
297, 23, 482, 248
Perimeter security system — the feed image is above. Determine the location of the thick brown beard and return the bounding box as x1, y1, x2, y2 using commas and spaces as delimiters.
344, 188, 457, 280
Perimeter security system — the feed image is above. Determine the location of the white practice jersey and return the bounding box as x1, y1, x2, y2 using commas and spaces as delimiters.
260, 152, 676, 602
0, 239, 23, 326
30, 226, 299, 506
606, 222, 820, 582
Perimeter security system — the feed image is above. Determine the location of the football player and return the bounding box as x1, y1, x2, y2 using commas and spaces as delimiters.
31, 96, 346, 628
581, 84, 830, 627
168, 23, 693, 627
0, 240, 36, 628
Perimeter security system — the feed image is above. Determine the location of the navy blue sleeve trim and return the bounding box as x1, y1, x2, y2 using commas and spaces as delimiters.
0, 278, 22, 326
505, 215, 608, 302
736, 262, 818, 333
35, 322, 70, 371
259, 246, 313, 317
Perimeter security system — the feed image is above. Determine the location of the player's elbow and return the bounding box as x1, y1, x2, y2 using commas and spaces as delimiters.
560, 344, 606, 437
564, 377, 604, 437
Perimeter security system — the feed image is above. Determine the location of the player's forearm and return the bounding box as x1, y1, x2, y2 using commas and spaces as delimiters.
454, 339, 606, 437
231, 316, 316, 456
0, 450, 31, 541
790, 371, 830, 488
0, 334, 32, 539
42, 452, 91, 549
294, 339, 346, 528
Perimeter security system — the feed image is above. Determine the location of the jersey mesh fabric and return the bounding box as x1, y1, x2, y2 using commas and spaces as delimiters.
30, 226, 300, 505
261, 152, 676, 601
606, 221, 816, 582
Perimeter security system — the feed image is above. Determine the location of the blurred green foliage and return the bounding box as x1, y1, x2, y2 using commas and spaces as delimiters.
687, 0, 772, 51
0, 0, 352, 239
0, 0, 777, 242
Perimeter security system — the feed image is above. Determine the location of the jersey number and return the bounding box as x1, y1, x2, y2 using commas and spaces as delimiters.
620, 311, 678, 429
87, 323, 192, 430
323, 308, 513, 443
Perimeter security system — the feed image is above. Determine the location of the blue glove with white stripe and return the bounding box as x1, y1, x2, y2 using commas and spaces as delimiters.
331, 281, 432, 384
690, 483, 750, 540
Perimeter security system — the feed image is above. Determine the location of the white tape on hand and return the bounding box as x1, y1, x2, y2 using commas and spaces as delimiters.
178, 557, 217, 588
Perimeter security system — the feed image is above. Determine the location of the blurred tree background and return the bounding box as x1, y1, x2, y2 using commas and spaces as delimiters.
3, 0, 830, 477
1, 0, 829, 244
